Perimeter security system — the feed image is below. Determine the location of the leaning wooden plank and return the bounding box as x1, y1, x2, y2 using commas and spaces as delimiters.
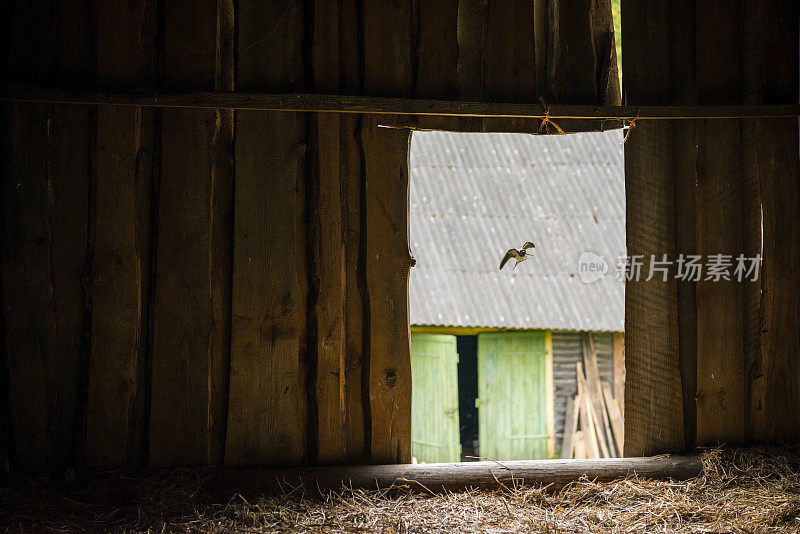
226, 0, 306, 466
560, 395, 579, 459
612, 332, 625, 411
149, 0, 231, 466
603, 385, 624, 454
572, 431, 587, 459
576, 363, 602, 458
582, 333, 616, 456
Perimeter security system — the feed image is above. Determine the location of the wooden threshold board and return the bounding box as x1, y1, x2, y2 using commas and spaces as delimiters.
104, 455, 703, 497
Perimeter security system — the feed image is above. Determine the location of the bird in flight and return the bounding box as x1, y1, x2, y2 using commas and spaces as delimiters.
499, 241, 535, 270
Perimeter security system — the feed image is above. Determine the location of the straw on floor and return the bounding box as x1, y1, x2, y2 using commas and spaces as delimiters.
2, 446, 800, 533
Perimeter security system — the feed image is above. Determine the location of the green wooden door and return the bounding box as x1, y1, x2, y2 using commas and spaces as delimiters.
477, 332, 550, 460
411, 333, 461, 463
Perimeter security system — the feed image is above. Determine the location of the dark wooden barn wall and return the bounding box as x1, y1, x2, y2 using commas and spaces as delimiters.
623, 0, 800, 456
0, 0, 619, 471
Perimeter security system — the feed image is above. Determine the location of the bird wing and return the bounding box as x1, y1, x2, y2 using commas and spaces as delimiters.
499, 249, 520, 270
522, 241, 535, 250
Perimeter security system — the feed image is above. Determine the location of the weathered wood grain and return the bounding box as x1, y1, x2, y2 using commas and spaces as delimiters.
86, 0, 157, 469
225, 0, 307, 466
203, 455, 703, 496
612, 332, 625, 411
310, 111, 347, 464
2, 0, 90, 471
745, 0, 800, 443
362, 1, 413, 464
414, 0, 461, 131
560, 395, 578, 458
149, 0, 232, 466
2, 103, 54, 469
456, 0, 488, 132
339, 0, 367, 464
7, 85, 800, 120
341, 113, 367, 464
361, 115, 412, 464
694, 0, 746, 445
622, 0, 685, 456
306, 0, 347, 465
481, 0, 538, 132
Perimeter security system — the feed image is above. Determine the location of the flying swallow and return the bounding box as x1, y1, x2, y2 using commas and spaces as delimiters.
499, 241, 535, 270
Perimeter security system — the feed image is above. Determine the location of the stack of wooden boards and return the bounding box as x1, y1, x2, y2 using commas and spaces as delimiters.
560, 334, 624, 458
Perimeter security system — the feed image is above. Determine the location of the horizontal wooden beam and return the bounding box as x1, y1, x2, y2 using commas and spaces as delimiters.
3, 83, 800, 120
198, 455, 701, 496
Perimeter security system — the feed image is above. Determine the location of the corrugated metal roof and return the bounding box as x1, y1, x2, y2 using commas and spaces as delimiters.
409, 130, 625, 332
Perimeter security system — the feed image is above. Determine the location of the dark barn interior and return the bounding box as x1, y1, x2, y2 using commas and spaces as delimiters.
1, 0, 800, 531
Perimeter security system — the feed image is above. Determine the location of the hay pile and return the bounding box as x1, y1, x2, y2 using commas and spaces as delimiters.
2, 447, 800, 532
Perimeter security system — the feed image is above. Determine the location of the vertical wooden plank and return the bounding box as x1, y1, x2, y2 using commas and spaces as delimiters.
87, 0, 157, 469
361, 115, 412, 464
612, 331, 624, 411
338, 0, 367, 463
208, 0, 235, 467
414, 0, 461, 131
225, 0, 306, 466
362, 0, 413, 464
309, 112, 347, 464
308, 1, 347, 465
456, 0, 487, 132
581, 334, 613, 457
1, 1, 50, 473
694, 0, 746, 445
545, 330, 554, 458
548, 0, 620, 131
481, 0, 538, 132
560, 395, 577, 458
2, 104, 52, 469
2, 0, 90, 470
149, 0, 232, 466
47, 0, 92, 469
341, 115, 366, 463
746, 0, 800, 442
621, 0, 685, 456
533, 0, 548, 99
363, 0, 412, 99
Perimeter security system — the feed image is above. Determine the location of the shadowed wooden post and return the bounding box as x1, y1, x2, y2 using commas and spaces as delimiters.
225, 0, 307, 467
